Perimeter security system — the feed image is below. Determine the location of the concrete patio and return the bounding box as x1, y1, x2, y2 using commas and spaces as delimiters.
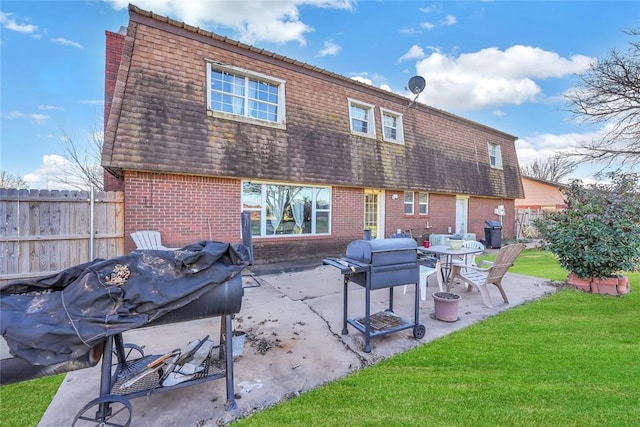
38, 256, 556, 426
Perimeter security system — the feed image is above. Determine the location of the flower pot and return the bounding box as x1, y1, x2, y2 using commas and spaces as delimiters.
432, 292, 461, 322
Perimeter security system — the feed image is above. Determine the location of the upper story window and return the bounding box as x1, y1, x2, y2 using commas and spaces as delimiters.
348, 99, 376, 138
380, 108, 404, 144
418, 192, 429, 215
207, 62, 286, 126
488, 142, 503, 169
404, 191, 414, 215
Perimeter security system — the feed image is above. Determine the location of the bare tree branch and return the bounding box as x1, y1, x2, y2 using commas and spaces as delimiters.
564, 28, 640, 166
55, 121, 104, 190
0, 171, 28, 189
520, 154, 577, 183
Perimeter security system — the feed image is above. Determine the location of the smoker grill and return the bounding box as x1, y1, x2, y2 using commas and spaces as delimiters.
323, 238, 425, 353
1, 240, 250, 427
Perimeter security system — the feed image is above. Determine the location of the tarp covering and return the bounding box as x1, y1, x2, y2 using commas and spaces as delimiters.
1, 241, 250, 366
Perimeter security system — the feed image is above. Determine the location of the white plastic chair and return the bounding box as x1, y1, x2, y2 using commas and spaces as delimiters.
130, 231, 178, 250
404, 259, 444, 300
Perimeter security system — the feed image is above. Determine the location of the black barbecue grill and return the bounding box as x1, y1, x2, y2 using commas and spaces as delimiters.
323, 238, 426, 353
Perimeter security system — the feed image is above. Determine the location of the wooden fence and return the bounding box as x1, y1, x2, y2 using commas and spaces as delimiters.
0, 189, 125, 287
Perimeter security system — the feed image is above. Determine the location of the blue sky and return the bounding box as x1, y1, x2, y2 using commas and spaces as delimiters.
1, 1, 638, 189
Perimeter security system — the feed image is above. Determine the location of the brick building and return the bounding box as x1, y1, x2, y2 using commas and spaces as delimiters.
102, 5, 525, 263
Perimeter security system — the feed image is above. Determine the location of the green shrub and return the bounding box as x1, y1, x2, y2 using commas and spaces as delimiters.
535, 171, 640, 279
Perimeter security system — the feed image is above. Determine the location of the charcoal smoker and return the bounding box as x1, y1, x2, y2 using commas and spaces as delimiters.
0, 215, 254, 427
323, 238, 425, 353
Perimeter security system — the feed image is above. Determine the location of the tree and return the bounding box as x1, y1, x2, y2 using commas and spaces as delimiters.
55, 121, 104, 190
0, 171, 28, 189
535, 171, 640, 279
520, 154, 577, 183
564, 28, 640, 166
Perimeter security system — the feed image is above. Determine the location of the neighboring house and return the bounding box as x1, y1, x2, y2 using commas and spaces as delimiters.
515, 176, 566, 211
514, 176, 566, 239
102, 5, 525, 263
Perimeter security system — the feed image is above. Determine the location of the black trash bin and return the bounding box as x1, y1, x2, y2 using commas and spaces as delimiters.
484, 220, 503, 249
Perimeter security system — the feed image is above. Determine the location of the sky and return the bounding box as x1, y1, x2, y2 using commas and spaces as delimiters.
1, 1, 639, 190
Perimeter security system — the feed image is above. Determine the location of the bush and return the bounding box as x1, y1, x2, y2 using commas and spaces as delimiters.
535, 171, 640, 279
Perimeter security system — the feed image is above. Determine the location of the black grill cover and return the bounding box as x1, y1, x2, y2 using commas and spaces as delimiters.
346, 238, 417, 265
0, 241, 249, 365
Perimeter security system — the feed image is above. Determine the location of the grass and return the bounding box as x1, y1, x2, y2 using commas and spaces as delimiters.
0, 374, 64, 426
2, 250, 638, 426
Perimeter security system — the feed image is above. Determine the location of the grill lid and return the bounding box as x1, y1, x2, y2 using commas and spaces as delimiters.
346, 238, 417, 264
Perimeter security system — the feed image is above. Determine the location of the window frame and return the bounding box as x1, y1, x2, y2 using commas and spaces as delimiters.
241, 181, 331, 238
404, 191, 414, 215
348, 98, 376, 138
487, 142, 503, 169
206, 60, 286, 128
418, 192, 429, 215
380, 108, 404, 144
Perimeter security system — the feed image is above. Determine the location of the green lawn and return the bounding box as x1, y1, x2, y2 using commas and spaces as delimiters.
2, 250, 638, 426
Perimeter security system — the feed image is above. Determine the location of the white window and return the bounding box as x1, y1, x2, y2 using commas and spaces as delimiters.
404, 191, 414, 215
242, 181, 331, 237
488, 143, 503, 169
419, 192, 429, 215
348, 99, 376, 138
380, 108, 404, 144
207, 62, 286, 125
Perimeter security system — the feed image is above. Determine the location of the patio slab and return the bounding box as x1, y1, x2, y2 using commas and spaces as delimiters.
38, 260, 556, 426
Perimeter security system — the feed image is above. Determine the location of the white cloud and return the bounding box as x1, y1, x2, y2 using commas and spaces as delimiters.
81, 100, 105, 106
107, 0, 355, 45
398, 45, 425, 63
24, 154, 88, 190
52, 37, 83, 49
414, 45, 595, 111
420, 21, 435, 30
319, 40, 341, 56
1, 110, 49, 124
38, 105, 64, 111
441, 15, 456, 26
0, 12, 38, 34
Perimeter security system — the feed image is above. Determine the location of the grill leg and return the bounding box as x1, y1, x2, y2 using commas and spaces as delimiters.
342, 276, 349, 335
363, 281, 371, 353
221, 314, 237, 410
96, 336, 114, 419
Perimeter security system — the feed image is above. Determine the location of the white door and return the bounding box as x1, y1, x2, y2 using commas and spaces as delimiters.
364, 189, 385, 239
455, 196, 469, 234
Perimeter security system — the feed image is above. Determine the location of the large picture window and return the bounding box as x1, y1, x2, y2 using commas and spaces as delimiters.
242, 182, 331, 237
207, 62, 286, 125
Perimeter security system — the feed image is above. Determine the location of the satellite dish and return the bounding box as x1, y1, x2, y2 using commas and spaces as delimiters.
407, 75, 426, 95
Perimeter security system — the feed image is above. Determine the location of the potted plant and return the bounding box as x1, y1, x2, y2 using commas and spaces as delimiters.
432, 291, 460, 321
535, 172, 640, 295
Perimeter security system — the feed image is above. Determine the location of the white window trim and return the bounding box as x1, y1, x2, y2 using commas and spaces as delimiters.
348, 98, 376, 138
380, 108, 404, 144
206, 60, 286, 129
488, 142, 503, 170
418, 192, 429, 215
404, 191, 414, 215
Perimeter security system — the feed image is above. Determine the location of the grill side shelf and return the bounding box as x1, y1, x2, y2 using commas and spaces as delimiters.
322, 258, 369, 274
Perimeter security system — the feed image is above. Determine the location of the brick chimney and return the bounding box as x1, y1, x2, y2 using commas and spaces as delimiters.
103, 27, 126, 191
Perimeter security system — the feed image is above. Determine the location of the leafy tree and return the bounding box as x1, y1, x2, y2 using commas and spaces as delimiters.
535, 171, 640, 279
564, 28, 640, 166
0, 171, 28, 189
520, 155, 577, 183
